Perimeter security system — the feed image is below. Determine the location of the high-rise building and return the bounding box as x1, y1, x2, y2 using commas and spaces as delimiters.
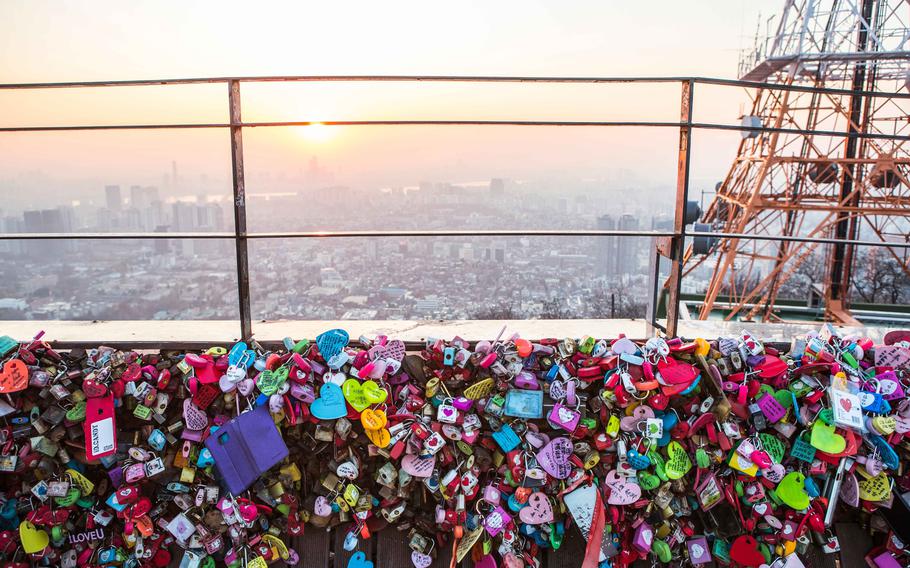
0, 216, 24, 255
597, 215, 618, 277
172, 201, 197, 231
129, 185, 145, 209
23, 208, 72, 255
617, 214, 640, 275
105, 185, 122, 211
154, 225, 171, 255
171, 201, 198, 256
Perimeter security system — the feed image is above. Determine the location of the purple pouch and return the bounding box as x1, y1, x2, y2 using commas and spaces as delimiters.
204, 405, 289, 495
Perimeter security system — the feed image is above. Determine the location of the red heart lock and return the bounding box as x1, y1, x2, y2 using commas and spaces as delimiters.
657, 358, 698, 385
120, 363, 142, 382
130, 496, 152, 519
238, 502, 258, 523
115, 485, 139, 505
755, 355, 788, 379
729, 535, 765, 567
0, 359, 28, 394
649, 392, 670, 410
151, 549, 172, 567
108, 379, 125, 399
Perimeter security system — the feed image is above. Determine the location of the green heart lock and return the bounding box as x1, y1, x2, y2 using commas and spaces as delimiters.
810, 420, 846, 454
638, 471, 660, 491
652, 539, 672, 563
758, 433, 785, 464
774, 388, 794, 409
649, 451, 668, 482
256, 366, 289, 396
695, 447, 711, 469
66, 401, 86, 422
549, 525, 564, 550
55, 486, 81, 507
664, 441, 692, 480
342, 379, 388, 412
776, 471, 810, 510
789, 380, 813, 398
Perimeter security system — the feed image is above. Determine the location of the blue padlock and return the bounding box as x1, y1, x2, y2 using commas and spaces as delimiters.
492, 424, 521, 453
148, 429, 166, 452
657, 412, 678, 447
196, 447, 215, 468
627, 449, 651, 470
804, 476, 820, 498
868, 433, 899, 469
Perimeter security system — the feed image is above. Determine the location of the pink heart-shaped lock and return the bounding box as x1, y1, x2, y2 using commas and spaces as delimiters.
517, 492, 554, 525
411, 551, 432, 568
605, 469, 641, 505
237, 378, 255, 397
369, 339, 406, 362
611, 337, 637, 354
536, 437, 573, 479
238, 503, 258, 523
182, 399, 208, 431
314, 496, 332, 517
620, 405, 654, 432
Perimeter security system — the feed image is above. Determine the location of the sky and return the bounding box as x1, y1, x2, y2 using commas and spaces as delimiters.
0, 0, 783, 210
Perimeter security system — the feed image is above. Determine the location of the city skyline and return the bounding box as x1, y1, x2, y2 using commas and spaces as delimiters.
0, 176, 681, 322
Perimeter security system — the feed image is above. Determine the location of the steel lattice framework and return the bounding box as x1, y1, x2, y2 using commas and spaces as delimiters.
687, 0, 910, 324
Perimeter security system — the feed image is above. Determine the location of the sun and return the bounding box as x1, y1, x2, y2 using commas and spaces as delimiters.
295, 122, 335, 143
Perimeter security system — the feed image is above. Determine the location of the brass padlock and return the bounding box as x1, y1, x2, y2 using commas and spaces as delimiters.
583, 450, 600, 470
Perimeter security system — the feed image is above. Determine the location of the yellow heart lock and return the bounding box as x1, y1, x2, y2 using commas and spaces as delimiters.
66, 468, 95, 496
858, 472, 891, 502
464, 378, 494, 400
361, 408, 388, 431
19, 520, 49, 554
261, 534, 289, 560
872, 416, 896, 436
365, 427, 391, 448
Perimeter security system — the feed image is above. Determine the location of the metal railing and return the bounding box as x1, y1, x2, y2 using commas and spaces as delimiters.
1, 75, 909, 341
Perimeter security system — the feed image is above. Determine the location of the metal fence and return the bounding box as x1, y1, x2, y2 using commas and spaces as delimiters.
2, 75, 909, 342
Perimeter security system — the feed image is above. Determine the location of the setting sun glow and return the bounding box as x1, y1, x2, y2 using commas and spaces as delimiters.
296, 122, 335, 143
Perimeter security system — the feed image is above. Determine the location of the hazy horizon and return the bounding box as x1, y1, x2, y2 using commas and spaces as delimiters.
1, 1, 780, 213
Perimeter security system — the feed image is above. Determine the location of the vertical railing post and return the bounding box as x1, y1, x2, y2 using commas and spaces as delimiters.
665, 79, 694, 337
229, 80, 253, 341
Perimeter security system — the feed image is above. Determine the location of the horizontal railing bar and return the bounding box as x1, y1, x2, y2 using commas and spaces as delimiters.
0, 123, 230, 132
0, 74, 907, 100
0, 120, 682, 133
2, 119, 907, 142
0, 230, 677, 240
0, 75, 690, 89
2, 230, 909, 250
0, 232, 236, 239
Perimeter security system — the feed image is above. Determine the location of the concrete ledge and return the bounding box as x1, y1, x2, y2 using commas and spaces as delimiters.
0, 319, 896, 347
